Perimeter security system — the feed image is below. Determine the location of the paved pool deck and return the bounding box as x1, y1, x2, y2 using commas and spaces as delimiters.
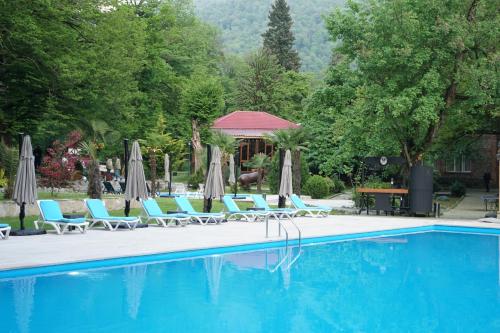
1, 215, 499, 271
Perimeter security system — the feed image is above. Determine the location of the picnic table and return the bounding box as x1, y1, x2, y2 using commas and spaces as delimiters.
481, 194, 499, 211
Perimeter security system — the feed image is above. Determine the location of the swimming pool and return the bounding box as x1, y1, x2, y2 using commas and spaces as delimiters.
1, 228, 499, 332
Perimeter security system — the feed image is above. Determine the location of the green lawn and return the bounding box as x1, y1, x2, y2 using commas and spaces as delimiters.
2, 197, 255, 230
0, 191, 117, 201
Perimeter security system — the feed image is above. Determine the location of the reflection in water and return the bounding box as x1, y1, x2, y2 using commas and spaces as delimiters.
125, 265, 147, 319
279, 248, 291, 290
1, 232, 499, 333
13, 277, 36, 333
204, 255, 224, 304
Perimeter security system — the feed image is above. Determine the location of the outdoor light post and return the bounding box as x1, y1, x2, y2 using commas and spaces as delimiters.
18, 132, 23, 156
188, 141, 193, 176
234, 149, 240, 198
123, 138, 130, 216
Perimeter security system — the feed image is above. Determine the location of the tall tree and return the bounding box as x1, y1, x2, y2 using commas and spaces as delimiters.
181, 73, 224, 171
322, 0, 498, 168
236, 49, 283, 113
262, 0, 300, 71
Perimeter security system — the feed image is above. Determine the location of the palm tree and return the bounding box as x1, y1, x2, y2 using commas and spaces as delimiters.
210, 131, 239, 183
244, 153, 270, 193
265, 128, 308, 195
79, 141, 102, 199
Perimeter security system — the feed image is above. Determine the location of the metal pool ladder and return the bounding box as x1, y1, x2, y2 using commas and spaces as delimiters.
267, 217, 302, 272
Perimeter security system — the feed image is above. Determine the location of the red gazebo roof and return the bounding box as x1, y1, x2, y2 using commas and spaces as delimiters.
212, 111, 300, 138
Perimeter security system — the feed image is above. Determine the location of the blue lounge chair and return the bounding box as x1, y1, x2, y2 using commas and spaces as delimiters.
174, 196, 225, 225
141, 198, 190, 227
250, 194, 297, 220
222, 195, 269, 222
0, 223, 11, 239
85, 199, 140, 231
290, 194, 332, 217
35, 200, 88, 234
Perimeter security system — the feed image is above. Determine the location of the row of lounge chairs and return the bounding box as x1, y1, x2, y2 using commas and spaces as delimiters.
0, 194, 333, 238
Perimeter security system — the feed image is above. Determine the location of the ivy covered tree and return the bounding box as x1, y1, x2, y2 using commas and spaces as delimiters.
262, 0, 300, 71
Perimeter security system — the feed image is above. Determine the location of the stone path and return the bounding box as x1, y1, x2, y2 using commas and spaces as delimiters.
442, 190, 498, 220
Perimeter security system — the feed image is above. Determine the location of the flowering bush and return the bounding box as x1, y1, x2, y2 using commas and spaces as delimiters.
39, 131, 83, 194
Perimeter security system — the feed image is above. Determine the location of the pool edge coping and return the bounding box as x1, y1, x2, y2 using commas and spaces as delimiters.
1, 223, 499, 279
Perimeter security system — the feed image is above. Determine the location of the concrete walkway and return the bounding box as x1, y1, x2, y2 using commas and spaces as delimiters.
443, 190, 498, 220
1, 215, 499, 272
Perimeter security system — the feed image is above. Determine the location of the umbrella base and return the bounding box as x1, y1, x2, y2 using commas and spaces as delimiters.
10, 229, 47, 236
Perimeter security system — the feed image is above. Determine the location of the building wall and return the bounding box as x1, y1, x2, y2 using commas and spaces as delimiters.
436, 134, 499, 188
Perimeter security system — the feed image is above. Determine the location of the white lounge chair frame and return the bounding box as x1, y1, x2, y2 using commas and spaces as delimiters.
85, 199, 140, 231
34, 200, 89, 235
0, 225, 10, 239
290, 195, 331, 217
140, 199, 190, 227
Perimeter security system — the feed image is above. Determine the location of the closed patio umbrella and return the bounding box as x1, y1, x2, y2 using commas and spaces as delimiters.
124, 141, 148, 217
279, 149, 293, 198
12, 135, 44, 236
228, 154, 236, 185
204, 146, 224, 212
106, 158, 113, 171
164, 153, 170, 185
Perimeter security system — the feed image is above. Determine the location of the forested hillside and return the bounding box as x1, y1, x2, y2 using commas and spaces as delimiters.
194, 0, 344, 73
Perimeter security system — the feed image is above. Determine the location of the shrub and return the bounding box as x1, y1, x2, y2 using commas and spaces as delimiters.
331, 177, 346, 193
303, 175, 331, 199
188, 169, 204, 189
450, 181, 466, 197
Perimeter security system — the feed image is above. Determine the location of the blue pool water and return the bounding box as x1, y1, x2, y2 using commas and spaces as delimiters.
1, 231, 500, 332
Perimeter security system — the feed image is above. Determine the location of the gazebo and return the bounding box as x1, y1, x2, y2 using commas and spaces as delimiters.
211, 111, 300, 170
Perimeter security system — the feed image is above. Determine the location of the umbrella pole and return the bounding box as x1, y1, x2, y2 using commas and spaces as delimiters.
234, 151, 239, 198
19, 202, 25, 230
278, 149, 286, 208
125, 200, 130, 217
203, 145, 212, 212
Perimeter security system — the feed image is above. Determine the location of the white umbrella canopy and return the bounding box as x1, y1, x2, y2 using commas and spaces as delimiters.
164, 154, 170, 183
204, 146, 224, 200
228, 154, 236, 185
13, 135, 37, 206
124, 141, 148, 201
114, 157, 121, 171
106, 158, 113, 170
279, 149, 293, 197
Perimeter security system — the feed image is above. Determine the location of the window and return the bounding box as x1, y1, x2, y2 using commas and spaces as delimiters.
445, 156, 471, 173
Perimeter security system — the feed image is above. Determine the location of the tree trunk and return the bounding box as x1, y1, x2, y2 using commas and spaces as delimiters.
150, 150, 157, 197
292, 150, 301, 195
257, 169, 263, 193
87, 159, 102, 199
191, 119, 203, 172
